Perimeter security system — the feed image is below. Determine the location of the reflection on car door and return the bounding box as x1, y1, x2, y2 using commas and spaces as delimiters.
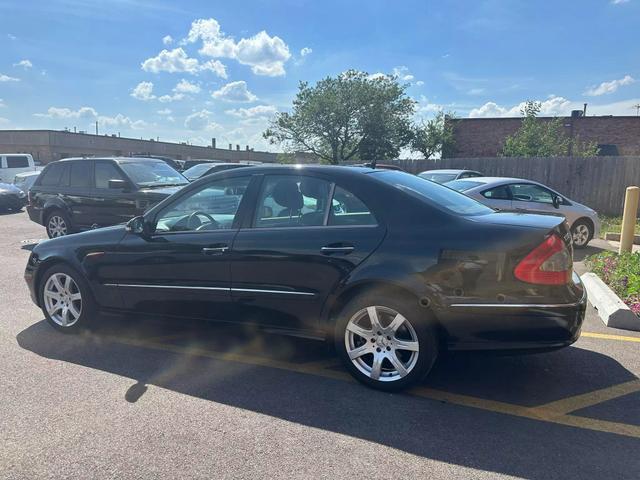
106, 175, 253, 319
230, 174, 386, 332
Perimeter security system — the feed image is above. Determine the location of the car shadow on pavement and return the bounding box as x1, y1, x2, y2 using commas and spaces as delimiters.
16, 317, 640, 479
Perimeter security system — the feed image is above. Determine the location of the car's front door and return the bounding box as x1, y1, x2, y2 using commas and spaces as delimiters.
107, 175, 253, 319
508, 183, 561, 216
92, 160, 138, 227
230, 174, 386, 332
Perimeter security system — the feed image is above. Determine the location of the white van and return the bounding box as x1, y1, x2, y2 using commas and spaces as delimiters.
0, 154, 38, 183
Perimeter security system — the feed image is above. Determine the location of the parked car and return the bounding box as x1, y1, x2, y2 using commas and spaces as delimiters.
131, 154, 184, 172
183, 162, 252, 181
0, 182, 27, 211
0, 154, 39, 183
27, 157, 188, 238
183, 159, 223, 170
13, 170, 41, 194
25, 165, 585, 391
418, 169, 483, 184
445, 177, 600, 248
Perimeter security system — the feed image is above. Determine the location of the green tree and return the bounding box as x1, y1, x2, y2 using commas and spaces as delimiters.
410, 111, 456, 159
263, 70, 416, 164
502, 101, 599, 157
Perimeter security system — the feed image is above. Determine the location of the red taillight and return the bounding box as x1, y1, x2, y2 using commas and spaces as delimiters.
514, 234, 572, 285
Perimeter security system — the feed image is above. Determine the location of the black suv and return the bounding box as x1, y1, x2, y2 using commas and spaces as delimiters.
27, 157, 188, 238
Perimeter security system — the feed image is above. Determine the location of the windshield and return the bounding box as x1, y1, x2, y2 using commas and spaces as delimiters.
120, 161, 188, 187
183, 163, 213, 180
374, 171, 493, 216
445, 180, 484, 192
419, 172, 458, 183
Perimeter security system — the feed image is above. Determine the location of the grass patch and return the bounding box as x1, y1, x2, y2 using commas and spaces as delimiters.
587, 251, 640, 315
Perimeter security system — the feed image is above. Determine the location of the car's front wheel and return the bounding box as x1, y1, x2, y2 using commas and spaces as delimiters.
571, 219, 593, 249
39, 264, 95, 333
335, 292, 438, 391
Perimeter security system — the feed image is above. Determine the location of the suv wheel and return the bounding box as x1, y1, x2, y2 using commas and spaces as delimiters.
39, 264, 95, 333
335, 292, 438, 392
46, 210, 72, 238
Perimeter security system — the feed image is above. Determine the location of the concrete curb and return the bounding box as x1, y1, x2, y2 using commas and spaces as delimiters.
581, 272, 640, 331
604, 232, 640, 245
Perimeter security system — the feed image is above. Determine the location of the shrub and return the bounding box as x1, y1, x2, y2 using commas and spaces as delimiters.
586, 251, 640, 315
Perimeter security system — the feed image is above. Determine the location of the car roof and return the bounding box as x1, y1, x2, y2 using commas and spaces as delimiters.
420, 169, 478, 174
53, 156, 169, 164
451, 177, 541, 186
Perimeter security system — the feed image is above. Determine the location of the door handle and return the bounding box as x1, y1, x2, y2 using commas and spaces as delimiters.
321, 245, 355, 254
202, 245, 229, 255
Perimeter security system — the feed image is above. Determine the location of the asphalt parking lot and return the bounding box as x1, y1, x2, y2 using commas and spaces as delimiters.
2, 210, 639, 479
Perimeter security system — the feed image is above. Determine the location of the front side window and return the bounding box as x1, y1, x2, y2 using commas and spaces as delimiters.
155, 176, 250, 233
95, 162, 126, 189
329, 186, 376, 226
509, 183, 554, 204
254, 175, 331, 228
69, 161, 92, 188
119, 161, 188, 188
6, 156, 30, 168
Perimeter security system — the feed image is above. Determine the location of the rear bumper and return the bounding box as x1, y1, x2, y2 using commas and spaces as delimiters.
439, 281, 587, 352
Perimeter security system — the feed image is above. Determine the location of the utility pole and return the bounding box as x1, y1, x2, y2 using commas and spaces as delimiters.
95, 121, 98, 135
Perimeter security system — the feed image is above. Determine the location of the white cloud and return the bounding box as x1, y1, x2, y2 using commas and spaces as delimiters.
225, 105, 277, 118
34, 106, 146, 130
584, 75, 635, 96
0, 99, 5, 108
131, 81, 156, 101
14, 59, 32, 69
184, 109, 219, 130
0, 117, 9, 125
468, 96, 572, 118
467, 88, 485, 95
0, 73, 19, 82
392, 66, 414, 82
174, 78, 201, 94
157, 108, 172, 115
368, 72, 388, 80
300, 47, 312, 57
162, 35, 173, 45
141, 47, 227, 77
7, 34, 16, 40
212, 81, 257, 103
611, 0, 629, 4
158, 93, 185, 103
34, 106, 98, 119
415, 80, 425, 86
199, 59, 227, 78
185, 18, 291, 76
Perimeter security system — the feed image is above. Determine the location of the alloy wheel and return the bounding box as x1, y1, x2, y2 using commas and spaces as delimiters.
43, 273, 82, 327
344, 305, 420, 382
48, 215, 67, 237
573, 224, 590, 247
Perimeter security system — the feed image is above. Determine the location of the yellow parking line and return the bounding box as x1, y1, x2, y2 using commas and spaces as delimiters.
581, 332, 640, 343
535, 379, 640, 415
106, 334, 640, 439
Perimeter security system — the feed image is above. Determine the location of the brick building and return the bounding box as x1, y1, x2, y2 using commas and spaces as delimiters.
0, 130, 277, 164
446, 115, 640, 158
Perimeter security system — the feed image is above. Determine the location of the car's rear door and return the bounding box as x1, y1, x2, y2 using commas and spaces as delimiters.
62, 160, 96, 229
477, 184, 513, 211
230, 173, 386, 332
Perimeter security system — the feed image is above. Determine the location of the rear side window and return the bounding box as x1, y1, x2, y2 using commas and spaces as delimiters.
482, 185, 511, 200
40, 163, 65, 186
69, 161, 93, 188
329, 186, 376, 226
6, 156, 30, 168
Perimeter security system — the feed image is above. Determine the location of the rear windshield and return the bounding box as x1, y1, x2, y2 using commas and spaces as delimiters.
374, 171, 493, 216
445, 180, 484, 192
419, 172, 458, 183
119, 161, 188, 187
183, 163, 214, 180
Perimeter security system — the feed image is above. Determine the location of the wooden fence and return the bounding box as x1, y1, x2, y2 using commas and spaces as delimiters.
388, 156, 640, 216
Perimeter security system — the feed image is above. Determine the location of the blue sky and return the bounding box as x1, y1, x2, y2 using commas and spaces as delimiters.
0, 0, 638, 152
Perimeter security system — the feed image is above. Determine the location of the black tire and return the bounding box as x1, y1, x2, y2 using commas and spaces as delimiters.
571, 219, 593, 249
334, 291, 439, 392
38, 263, 96, 333
45, 209, 73, 239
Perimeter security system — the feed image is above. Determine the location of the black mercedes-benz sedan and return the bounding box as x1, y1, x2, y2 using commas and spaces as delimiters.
24, 165, 586, 391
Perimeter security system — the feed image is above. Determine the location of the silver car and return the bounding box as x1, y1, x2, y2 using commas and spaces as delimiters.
446, 177, 600, 248
418, 169, 483, 184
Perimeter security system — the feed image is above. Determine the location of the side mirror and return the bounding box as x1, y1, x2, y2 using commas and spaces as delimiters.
108, 179, 129, 190
126, 216, 149, 235
552, 195, 562, 209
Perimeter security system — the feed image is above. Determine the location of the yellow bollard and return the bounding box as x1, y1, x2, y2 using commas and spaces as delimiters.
619, 186, 640, 254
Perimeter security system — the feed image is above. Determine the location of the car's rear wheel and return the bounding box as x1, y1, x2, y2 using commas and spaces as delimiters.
46, 210, 72, 238
571, 219, 593, 249
335, 292, 438, 391
39, 264, 95, 333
